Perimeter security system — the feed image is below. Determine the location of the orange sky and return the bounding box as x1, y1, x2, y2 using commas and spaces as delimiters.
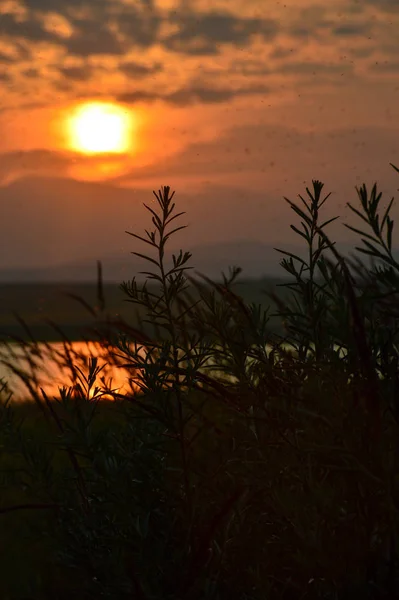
0, 0, 399, 272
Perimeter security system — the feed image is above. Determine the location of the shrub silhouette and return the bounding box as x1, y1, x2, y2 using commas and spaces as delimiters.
1, 165, 399, 598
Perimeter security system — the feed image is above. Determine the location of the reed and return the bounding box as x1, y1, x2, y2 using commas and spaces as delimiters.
1, 165, 399, 599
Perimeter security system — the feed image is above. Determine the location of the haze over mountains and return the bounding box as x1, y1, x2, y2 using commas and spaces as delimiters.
1, 174, 397, 282
0, 239, 300, 282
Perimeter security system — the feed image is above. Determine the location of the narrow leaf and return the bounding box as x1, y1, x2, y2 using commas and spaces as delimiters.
131, 252, 160, 267
125, 231, 156, 247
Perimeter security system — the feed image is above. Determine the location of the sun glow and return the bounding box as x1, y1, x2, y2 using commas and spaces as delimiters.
67, 102, 133, 154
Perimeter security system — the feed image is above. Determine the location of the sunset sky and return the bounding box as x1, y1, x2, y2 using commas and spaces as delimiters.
0, 0, 399, 275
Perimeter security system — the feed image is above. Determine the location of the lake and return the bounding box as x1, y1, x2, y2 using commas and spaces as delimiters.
0, 336, 352, 404
0, 338, 239, 403
0, 339, 141, 402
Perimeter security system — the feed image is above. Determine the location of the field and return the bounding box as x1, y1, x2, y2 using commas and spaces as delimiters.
0, 278, 291, 342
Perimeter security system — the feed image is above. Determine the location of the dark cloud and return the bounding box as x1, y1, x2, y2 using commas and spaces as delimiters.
0, 51, 16, 64
1, 2, 383, 69
163, 11, 279, 55
20, 0, 158, 15
289, 6, 378, 41
167, 86, 247, 105
162, 40, 220, 56
229, 61, 272, 76
116, 9, 162, 48
228, 58, 352, 78
1, 3, 160, 57
0, 13, 59, 44
269, 47, 295, 60
361, 0, 399, 12
23, 67, 39, 77
332, 23, 372, 36
0, 148, 134, 185
0, 0, 396, 67
380, 40, 399, 57
119, 61, 163, 77
278, 61, 353, 76
0, 0, 395, 109
288, 6, 330, 37
368, 61, 399, 73
58, 65, 92, 81
115, 90, 163, 104
0, 149, 74, 185
349, 46, 375, 58
289, 26, 316, 38
117, 83, 269, 106
20, 0, 110, 14
65, 20, 125, 56
0, 149, 73, 168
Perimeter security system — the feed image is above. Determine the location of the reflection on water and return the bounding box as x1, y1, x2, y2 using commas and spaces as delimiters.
0, 337, 241, 403
0, 338, 349, 404
0, 340, 142, 403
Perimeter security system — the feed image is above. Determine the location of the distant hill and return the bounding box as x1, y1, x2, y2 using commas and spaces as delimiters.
1, 174, 397, 282
1, 237, 396, 283
0, 239, 303, 282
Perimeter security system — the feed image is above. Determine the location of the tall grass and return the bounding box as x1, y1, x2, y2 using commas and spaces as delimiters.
1, 164, 399, 599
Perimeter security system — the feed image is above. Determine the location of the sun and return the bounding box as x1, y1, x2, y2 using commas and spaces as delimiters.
67, 102, 133, 154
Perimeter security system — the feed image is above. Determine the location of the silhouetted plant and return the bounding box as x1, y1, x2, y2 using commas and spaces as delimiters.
1, 167, 399, 599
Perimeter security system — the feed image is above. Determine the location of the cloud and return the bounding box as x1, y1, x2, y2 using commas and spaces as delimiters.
117, 83, 270, 106
0, 50, 17, 64
0, 149, 74, 185
0, 12, 60, 44
0, 0, 397, 113
119, 60, 163, 77
360, 0, 399, 12
116, 7, 162, 48
107, 121, 399, 196
19, 0, 111, 15
269, 47, 295, 60
23, 67, 39, 77
277, 61, 354, 76
63, 20, 125, 56
331, 22, 373, 36
2, 2, 161, 57
288, 3, 382, 42
368, 60, 399, 73
58, 65, 93, 81
0, 148, 142, 185
288, 25, 318, 39
349, 46, 375, 58
167, 85, 268, 105
163, 11, 279, 55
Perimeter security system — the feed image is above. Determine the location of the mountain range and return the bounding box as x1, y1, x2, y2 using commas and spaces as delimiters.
1, 174, 394, 282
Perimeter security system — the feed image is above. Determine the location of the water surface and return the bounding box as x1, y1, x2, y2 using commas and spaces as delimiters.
0, 340, 138, 402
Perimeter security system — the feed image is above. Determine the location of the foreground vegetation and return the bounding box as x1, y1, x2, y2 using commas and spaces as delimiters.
1, 164, 399, 599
